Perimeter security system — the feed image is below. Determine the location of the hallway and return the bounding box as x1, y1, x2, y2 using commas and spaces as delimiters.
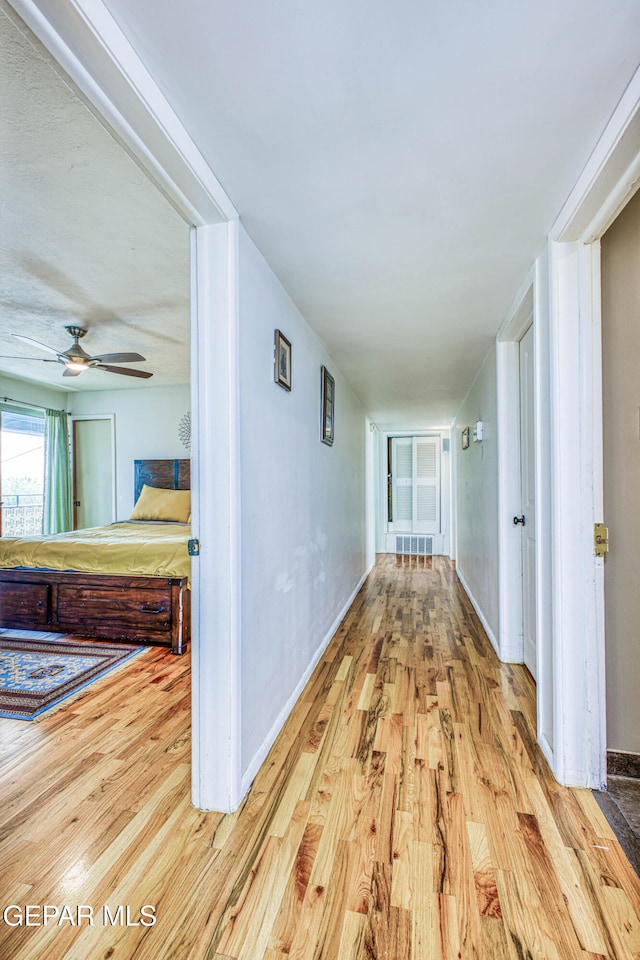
1, 556, 639, 959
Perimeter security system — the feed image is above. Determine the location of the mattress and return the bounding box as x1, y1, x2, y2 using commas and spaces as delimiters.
0, 522, 191, 582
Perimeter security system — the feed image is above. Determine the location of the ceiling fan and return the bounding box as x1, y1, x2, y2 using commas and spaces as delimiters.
0, 326, 153, 379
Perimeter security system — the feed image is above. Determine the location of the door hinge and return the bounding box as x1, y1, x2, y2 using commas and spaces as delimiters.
594, 523, 609, 557
188, 538, 200, 557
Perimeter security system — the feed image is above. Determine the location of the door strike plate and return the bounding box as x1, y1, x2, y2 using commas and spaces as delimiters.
594, 523, 609, 557
188, 538, 200, 557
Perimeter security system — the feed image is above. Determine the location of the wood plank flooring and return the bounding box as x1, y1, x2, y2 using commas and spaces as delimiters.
1, 555, 639, 959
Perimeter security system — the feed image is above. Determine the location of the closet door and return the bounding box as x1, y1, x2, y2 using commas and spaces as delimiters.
72, 417, 115, 529
412, 436, 440, 534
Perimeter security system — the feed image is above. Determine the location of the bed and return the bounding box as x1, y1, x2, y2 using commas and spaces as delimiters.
0, 459, 191, 655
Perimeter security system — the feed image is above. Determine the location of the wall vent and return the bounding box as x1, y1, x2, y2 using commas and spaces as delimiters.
395, 535, 433, 557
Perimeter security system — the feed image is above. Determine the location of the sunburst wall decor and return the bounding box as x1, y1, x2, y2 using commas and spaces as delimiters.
178, 411, 191, 450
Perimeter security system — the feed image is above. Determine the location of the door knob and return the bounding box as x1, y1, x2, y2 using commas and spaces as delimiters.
513, 515, 525, 526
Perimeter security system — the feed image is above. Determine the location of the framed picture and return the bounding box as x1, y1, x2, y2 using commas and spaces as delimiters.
274, 330, 292, 391
461, 426, 470, 450
321, 366, 335, 445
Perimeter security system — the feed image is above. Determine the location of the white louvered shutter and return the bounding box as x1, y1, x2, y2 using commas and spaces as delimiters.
391, 437, 413, 532
412, 437, 440, 534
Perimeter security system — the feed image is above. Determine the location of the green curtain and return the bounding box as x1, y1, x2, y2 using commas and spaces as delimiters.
44, 409, 72, 534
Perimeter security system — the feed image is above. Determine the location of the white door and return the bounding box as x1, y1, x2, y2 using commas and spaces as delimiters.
412, 436, 440, 534
72, 418, 114, 529
391, 437, 413, 532
390, 436, 441, 535
519, 325, 536, 677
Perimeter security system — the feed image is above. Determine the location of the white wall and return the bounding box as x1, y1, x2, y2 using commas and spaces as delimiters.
237, 226, 369, 784
69, 384, 190, 518
0, 373, 69, 412
453, 347, 499, 649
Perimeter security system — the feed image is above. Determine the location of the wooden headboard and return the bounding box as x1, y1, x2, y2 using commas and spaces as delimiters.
134, 459, 191, 504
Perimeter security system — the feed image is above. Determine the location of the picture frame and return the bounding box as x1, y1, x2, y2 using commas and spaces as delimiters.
321, 366, 335, 445
274, 330, 292, 391
461, 426, 470, 450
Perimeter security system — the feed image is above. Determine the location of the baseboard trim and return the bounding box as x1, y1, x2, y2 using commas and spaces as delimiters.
538, 731, 556, 774
607, 750, 640, 779
239, 559, 375, 797
455, 567, 499, 658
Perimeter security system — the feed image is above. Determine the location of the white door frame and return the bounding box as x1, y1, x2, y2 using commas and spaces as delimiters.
496, 276, 534, 666
546, 238, 607, 787
496, 68, 640, 787
497, 263, 556, 767
544, 66, 640, 788
11, 0, 243, 810
376, 427, 451, 556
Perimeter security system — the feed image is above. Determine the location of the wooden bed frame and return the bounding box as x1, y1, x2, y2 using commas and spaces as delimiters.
0, 458, 191, 655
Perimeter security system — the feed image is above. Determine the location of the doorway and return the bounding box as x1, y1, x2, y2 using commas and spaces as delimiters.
382, 431, 449, 555
388, 435, 441, 534
496, 281, 538, 670
17, 0, 240, 811
518, 324, 536, 678
601, 187, 640, 770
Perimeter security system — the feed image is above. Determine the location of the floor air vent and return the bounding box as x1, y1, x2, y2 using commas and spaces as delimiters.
395, 535, 433, 557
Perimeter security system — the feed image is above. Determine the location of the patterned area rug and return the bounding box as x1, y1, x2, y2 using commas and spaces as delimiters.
0, 637, 143, 720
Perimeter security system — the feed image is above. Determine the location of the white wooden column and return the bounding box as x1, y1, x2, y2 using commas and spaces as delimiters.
548, 239, 606, 788
190, 220, 242, 811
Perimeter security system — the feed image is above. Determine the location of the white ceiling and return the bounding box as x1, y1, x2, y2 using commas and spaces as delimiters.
95, 0, 640, 424
3, 2, 640, 419
0, 4, 190, 392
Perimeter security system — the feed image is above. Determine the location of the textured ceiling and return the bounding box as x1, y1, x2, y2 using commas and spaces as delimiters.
98, 0, 640, 423
0, 4, 190, 392
3, 2, 640, 418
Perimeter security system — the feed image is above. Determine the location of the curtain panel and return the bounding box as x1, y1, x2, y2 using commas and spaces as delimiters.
44, 409, 72, 534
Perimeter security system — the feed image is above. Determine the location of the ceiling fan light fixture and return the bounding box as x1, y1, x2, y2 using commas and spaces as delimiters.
62, 347, 90, 362
11, 327, 153, 380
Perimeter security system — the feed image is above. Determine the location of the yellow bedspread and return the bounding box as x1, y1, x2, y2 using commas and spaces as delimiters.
0, 522, 191, 583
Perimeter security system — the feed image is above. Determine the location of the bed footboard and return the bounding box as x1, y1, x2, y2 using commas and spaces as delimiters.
0, 570, 190, 655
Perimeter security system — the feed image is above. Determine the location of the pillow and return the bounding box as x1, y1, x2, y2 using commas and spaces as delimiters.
130, 484, 191, 523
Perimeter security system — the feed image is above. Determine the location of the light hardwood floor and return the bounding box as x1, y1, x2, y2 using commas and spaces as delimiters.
1, 555, 639, 959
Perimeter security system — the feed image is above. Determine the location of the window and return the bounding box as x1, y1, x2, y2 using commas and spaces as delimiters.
0, 407, 45, 536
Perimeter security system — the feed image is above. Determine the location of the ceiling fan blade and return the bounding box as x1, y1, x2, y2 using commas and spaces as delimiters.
13, 334, 62, 357
62, 365, 84, 377
94, 364, 153, 379
0, 355, 60, 362
89, 352, 146, 363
